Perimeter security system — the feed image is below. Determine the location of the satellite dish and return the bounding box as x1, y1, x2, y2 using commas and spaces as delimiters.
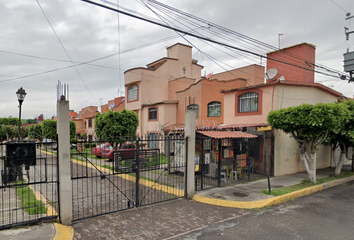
265, 68, 278, 80
206, 73, 212, 79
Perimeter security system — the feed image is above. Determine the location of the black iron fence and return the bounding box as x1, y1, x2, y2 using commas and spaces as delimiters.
0, 141, 59, 230
195, 136, 269, 191
71, 135, 187, 221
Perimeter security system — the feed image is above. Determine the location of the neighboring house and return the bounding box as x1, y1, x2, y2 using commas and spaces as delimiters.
101, 96, 125, 113
221, 43, 347, 176
175, 64, 265, 129
124, 43, 265, 140
72, 106, 98, 141
125, 43, 204, 138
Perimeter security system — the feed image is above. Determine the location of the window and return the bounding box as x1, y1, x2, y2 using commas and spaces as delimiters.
188, 104, 199, 118
128, 85, 138, 101
238, 92, 258, 112
149, 107, 157, 120
208, 101, 221, 117
148, 133, 158, 148
88, 119, 92, 128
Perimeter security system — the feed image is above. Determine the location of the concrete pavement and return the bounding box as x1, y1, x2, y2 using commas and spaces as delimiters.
0, 166, 353, 240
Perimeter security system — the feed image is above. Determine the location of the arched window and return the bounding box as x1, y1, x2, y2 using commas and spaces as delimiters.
208, 101, 221, 117
149, 107, 157, 120
238, 92, 258, 112
128, 85, 138, 101
188, 104, 199, 118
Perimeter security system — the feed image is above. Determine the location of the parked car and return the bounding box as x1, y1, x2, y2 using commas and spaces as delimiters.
91, 143, 110, 158
101, 143, 136, 161
42, 139, 53, 150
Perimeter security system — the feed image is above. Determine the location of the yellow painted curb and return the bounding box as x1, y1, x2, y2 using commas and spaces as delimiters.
193, 175, 354, 209
71, 158, 184, 197
53, 223, 74, 240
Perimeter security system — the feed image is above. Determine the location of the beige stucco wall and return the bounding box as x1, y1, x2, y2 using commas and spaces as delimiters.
169, 78, 196, 100
223, 83, 339, 176
212, 64, 265, 86
274, 84, 339, 109
273, 130, 331, 176
125, 43, 202, 137
272, 84, 337, 176
140, 103, 177, 137
223, 84, 274, 125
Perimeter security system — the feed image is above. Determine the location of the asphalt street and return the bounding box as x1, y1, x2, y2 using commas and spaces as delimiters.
73, 181, 354, 240
177, 181, 354, 240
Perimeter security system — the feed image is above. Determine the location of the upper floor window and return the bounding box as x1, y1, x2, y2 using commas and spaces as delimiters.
188, 104, 199, 118
208, 102, 221, 117
128, 85, 138, 101
238, 92, 258, 112
88, 119, 92, 128
149, 107, 157, 120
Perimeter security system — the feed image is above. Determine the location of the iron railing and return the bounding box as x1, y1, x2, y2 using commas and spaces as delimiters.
0, 142, 59, 230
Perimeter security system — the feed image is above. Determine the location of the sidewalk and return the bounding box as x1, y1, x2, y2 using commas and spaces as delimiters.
0, 166, 353, 240
193, 166, 354, 209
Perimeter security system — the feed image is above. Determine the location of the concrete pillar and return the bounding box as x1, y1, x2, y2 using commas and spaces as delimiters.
185, 109, 196, 199
57, 99, 72, 225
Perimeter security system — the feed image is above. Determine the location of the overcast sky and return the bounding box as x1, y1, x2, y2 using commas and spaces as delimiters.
1, 0, 353, 119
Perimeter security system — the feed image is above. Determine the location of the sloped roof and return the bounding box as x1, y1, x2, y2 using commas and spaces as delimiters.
197, 131, 257, 139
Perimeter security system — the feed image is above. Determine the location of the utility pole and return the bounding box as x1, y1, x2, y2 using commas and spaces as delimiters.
344, 13, 354, 83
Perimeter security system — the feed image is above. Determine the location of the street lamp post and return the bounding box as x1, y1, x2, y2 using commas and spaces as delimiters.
16, 87, 27, 141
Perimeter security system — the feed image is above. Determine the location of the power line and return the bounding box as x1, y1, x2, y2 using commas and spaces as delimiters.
142, 0, 349, 79
79, 0, 348, 81
36, 0, 99, 105
329, 0, 350, 14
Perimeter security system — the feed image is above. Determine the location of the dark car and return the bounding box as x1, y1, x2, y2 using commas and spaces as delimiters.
91, 143, 110, 158
101, 143, 136, 161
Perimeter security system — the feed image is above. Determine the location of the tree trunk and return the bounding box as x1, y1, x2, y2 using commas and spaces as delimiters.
310, 151, 317, 183
299, 142, 317, 183
352, 150, 354, 172
334, 144, 347, 176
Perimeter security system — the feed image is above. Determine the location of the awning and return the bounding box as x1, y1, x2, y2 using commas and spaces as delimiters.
197, 131, 257, 139
77, 128, 87, 134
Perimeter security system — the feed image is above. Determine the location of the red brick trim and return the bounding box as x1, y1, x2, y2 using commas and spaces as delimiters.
235, 89, 263, 116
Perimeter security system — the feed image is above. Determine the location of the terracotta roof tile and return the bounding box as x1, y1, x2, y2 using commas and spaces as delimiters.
197, 131, 257, 139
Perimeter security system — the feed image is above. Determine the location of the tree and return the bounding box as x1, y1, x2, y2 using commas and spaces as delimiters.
0, 117, 20, 126
0, 125, 17, 141
326, 100, 354, 175
95, 109, 139, 148
42, 120, 57, 140
267, 103, 351, 183
42, 119, 76, 141
70, 121, 76, 139
28, 124, 43, 141
0, 117, 21, 141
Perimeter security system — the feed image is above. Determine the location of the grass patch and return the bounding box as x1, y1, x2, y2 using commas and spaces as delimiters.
15, 181, 47, 215
262, 172, 354, 196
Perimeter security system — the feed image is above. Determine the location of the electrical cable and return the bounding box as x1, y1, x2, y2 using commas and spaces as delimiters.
36, 0, 99, 106
80, 0, 348, 81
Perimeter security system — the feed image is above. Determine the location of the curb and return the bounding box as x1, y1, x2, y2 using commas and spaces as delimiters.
53, 223, 74, 240
193, 175, 354, 209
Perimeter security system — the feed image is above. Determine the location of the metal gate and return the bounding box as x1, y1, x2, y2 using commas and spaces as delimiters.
195, 136, 267, 191
0, 142, 59, 230
71, 136, 186, 221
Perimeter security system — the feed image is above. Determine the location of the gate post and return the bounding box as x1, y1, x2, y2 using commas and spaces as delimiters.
57, 98, 72, 225
185, 109, 196, 199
